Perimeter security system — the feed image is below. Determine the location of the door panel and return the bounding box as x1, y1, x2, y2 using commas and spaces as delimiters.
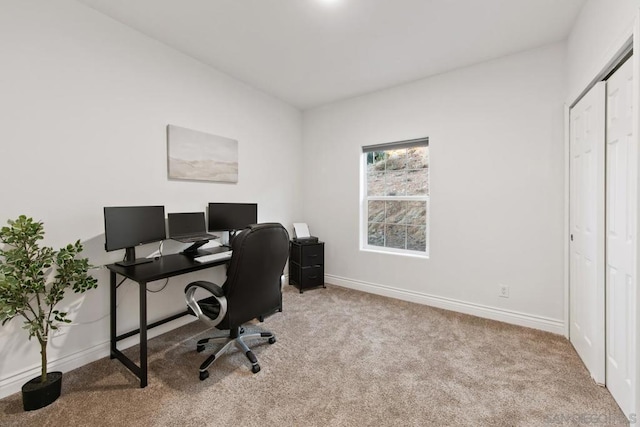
605, 57, 635, 416
569, 81, 606, 384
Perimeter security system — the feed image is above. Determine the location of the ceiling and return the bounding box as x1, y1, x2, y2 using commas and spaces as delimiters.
77, 0, 586, 110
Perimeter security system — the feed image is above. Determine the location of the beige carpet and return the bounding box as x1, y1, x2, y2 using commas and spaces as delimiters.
0, 284, 628, 426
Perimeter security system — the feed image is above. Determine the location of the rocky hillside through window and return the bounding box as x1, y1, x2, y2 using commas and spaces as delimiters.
365, 146, 429, 252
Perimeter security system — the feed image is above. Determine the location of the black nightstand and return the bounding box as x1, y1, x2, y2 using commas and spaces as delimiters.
289, 241, 325, 293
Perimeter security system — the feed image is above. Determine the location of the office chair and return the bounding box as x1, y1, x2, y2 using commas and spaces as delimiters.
184, 223, 289, 380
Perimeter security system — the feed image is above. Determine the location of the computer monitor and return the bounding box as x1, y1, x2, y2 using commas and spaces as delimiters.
104, 206, 166, 266
208, 203, 258, 232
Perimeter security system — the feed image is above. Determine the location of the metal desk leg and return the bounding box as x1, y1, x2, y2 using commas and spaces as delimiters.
110, 272, 116, 359
139, 281, 148, 388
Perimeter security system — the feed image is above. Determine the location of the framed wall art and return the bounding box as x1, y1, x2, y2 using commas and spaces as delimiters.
167, 124, 238, 183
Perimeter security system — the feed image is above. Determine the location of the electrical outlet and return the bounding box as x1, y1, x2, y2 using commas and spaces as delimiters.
499, 284, 509, 298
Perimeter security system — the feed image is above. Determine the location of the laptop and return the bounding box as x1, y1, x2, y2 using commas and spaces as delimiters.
168, 212, 218, 243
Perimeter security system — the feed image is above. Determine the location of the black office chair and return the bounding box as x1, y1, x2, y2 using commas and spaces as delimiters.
184, 223, 289, 380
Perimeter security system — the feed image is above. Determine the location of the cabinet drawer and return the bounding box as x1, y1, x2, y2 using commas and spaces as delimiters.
290, 241, 324, 266
300, 244, 323, 266
301, 265, 324, 287
289, 262, 300, 285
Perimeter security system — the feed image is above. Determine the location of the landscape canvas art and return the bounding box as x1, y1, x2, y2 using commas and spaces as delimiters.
167, 124, 238, 183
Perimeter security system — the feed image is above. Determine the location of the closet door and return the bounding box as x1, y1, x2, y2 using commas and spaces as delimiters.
569, 82, 606, 384
605, 57, 635, 416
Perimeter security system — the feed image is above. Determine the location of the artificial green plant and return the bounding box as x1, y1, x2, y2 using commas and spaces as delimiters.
0, 215, 98, 383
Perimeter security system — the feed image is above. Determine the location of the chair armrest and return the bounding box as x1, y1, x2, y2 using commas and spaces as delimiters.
184, 281, 227, 327
185, 280, 224, 297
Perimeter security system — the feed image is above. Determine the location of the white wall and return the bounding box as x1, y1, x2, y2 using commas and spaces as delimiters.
301, 44, 566, 331
567, 0, 639, 102
0, 0, 302, 398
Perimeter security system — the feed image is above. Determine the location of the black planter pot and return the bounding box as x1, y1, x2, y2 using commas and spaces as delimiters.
21, 371, 62, 411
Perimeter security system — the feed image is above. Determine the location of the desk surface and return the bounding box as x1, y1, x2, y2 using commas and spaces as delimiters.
106, 252, 229, 283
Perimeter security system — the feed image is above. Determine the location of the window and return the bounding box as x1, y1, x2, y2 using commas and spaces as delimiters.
362, 138, 429, 255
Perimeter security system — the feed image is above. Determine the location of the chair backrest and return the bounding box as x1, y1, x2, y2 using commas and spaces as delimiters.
223, 223, 290, 327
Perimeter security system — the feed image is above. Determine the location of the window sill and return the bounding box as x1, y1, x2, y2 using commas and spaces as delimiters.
360, 247, 429, 259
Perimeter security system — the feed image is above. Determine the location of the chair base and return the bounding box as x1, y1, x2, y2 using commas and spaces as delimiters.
196, 327, 276, 380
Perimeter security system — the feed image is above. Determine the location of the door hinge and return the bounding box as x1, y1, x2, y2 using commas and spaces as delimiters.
570, 234, 574, 242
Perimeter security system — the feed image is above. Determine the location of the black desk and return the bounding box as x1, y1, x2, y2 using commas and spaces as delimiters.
107, 253, 229, 387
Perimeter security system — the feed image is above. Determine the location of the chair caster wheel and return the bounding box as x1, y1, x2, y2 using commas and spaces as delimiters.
268, 337, 276, 344
252, 364, 261, 374
197, 345, 205, 353
199, 370, 209, 381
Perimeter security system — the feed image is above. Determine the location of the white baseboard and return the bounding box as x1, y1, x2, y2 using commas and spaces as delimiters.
325, 274, 565, 335
0, 315, 196, 400
1, 276, 565, 400
0, 341, 111, 401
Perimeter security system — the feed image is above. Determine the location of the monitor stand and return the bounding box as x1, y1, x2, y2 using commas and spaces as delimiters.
181, 240, 210, 257
115, 247, 153, 267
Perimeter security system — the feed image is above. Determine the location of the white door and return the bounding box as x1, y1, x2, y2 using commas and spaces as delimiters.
569, 82, 606, 384
605, 57, 636, 416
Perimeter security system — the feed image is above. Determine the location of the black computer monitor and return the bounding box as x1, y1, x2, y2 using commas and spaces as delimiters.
104, 206, 166, 266
208, 203, 258, 232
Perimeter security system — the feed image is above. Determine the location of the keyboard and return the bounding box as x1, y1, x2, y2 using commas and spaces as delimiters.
194, 251, 232, 263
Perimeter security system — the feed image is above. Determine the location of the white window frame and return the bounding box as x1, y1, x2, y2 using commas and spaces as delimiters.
360, 138, 429, 258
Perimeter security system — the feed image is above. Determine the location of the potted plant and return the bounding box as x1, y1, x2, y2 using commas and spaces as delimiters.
0, 215, 98, 411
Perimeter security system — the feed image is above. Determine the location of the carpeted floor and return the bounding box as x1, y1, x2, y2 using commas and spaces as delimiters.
0, 284, 628, 426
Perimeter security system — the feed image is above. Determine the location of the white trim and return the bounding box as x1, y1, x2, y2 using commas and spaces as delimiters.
563, 103, 570, 339
0, 315, 196, 400
360, 247, 429, 259
325, 274, 565, 335
0, 341, 110, 400
633, 10, 640, 420
568, 21, 636, 107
